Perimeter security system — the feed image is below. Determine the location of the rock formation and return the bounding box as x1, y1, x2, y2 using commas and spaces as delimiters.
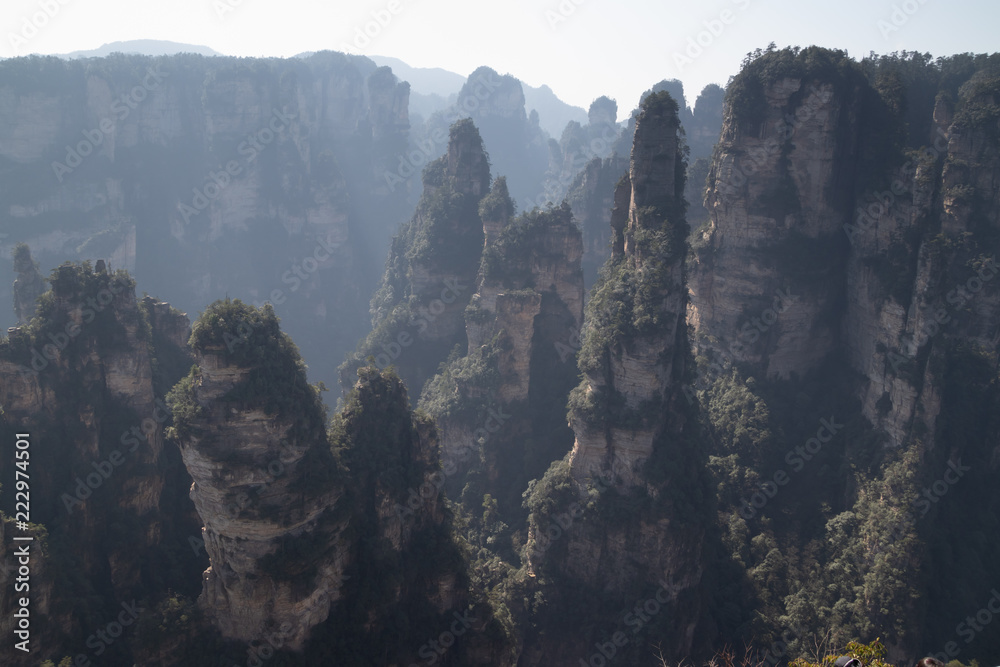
169, 300, 345, 650
341, 118, 490, 398
0, 262, 203, 665
171, 299, 514, 663
0, 52, 413, 392
520, 90, 710, 666
11, 244, 44, 325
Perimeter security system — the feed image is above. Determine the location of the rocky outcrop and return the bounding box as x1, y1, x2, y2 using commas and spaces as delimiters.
427, 196, 584, 488
11, 244, 44, 325
688, 62, 855, 380
568, 90, 688, 486
341, 118, 490, 398
688, 48, 1000, 450
0, 263, 203, 665
173, 300, 512, 662
520, 90, 708, 666
446, 66, 550, 208
169, 301, 344, 650
566, 155, 629, 291
0, 52, 414, 393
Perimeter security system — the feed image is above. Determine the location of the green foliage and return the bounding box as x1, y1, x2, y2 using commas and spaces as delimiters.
480, 202, 573, 287
332, 365, 431, 502
953, 65, 1000, 148
521, 456, 578, 567
134, 593, 201, 648
479, 175, 516, 223
187, 298, 322, 419
0, 262, 136, 369
419, 341, 501, 423
705, 370, 776, 462
726, 46, 858, 134
164, 369, 202, 441
791, 638, 894, 667
574, 244, 678, 379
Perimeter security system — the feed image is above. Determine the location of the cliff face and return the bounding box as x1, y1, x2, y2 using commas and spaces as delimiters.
689, 49, 1000, 450
447, 66, 550, 209
0, 52, 413, 391
431, 198, 584, 479
11, 245, 44, 324
519, 90, 709, 667
568, 91, 688, 487
685, 48, 1000, 661
172, 301, 513, 664
341, 118, 490, 398
0, 263, 202, 665
688, 69, 854, 380
566, 155, 630, 291
170, 308, 345, 650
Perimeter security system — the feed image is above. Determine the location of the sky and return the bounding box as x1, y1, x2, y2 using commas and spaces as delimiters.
2, 0, 998, 120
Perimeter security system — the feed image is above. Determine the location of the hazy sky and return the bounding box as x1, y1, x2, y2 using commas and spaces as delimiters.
2, 0, 997, 119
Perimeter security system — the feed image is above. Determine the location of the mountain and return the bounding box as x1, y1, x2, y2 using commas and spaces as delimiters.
58, 40, 225, 59
367, 56, 589, 137
2, 44, 999, 667
367, 55, 467, 97
0, 51, 412, 397
522, 82, 589, 137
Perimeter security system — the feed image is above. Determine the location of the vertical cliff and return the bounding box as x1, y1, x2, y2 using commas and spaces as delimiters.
171, 299, 514, 663
0, 262, 202, 665
685, 47, 1000, 661
168, 299, 345, 650
341, 118, 490, 398
519, 90, 710, 666
688, 49, 861, 379
422, 198, 584, 509
11, 244, 44, 325
0, 52, 414, 392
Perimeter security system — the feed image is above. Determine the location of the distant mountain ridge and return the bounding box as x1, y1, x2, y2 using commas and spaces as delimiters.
46, 41, 589, 136
57, 39, 225, 58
